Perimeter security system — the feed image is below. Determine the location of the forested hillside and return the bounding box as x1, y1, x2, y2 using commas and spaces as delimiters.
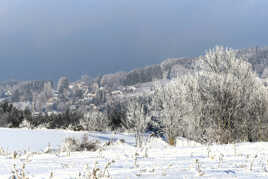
1, 46, 268, 145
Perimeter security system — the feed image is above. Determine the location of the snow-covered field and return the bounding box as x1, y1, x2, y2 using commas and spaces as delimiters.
1, 128, 268, 178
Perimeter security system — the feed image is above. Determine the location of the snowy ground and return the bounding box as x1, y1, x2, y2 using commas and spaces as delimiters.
1, 128, 268, 178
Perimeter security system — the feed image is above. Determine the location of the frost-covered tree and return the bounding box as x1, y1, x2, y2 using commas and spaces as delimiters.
151, 46, 267, 144
191, 46, 267, 143
125, 96, 150, 147
57, 76, 69, 93
43, 82, 54, 97
262, 67, 268, 78
80, 109, 109, 131
32, 82, 54, 112
80, 74, 91, 84
152, 79, 192, 144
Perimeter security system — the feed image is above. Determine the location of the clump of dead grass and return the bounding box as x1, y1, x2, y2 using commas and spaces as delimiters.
61, 134, 100, 153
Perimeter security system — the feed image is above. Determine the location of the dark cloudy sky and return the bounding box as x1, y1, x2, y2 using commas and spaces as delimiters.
1, 0, 268, 81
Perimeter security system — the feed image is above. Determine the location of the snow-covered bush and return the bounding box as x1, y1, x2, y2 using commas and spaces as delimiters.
152, 46, 268, 144
61, 135, 100, 153
190, 46, 267, 143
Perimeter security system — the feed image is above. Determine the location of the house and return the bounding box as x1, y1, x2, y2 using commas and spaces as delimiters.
111, 90, 123, 95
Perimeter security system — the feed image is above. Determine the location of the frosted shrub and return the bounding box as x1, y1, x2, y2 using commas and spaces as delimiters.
79, 160, 115, 179
61, 135, 100, 153
19, 120, 32, 129
151, 46, 268, 144
190, 46, 267, 143
193, 159, 205, 176
0, 146, 7, 156
124, 96, 151, 147
10, 163, 29, 179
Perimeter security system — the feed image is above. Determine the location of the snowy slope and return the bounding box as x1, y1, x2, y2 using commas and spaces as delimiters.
0, 128, 134, 152
1, 128, 268, 178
